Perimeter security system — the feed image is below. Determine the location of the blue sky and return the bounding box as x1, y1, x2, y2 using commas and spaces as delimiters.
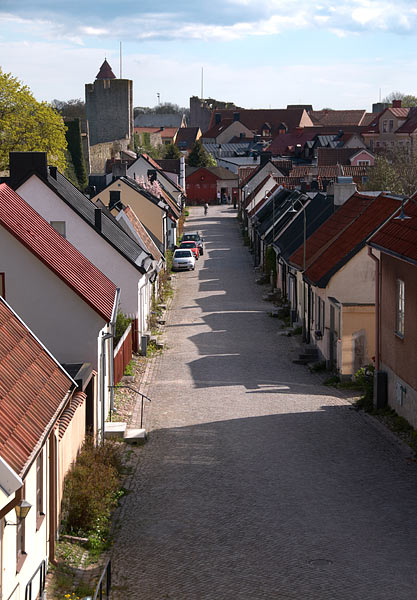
1, 0, 417, 111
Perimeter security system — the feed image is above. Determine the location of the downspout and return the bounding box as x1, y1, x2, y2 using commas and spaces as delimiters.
109, 288, 121, 418
368, 247, 380, 370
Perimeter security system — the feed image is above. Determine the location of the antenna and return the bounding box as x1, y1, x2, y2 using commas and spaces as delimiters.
120, 42, 122, 78
157, 93, 160, 105
201, 67, 204, 100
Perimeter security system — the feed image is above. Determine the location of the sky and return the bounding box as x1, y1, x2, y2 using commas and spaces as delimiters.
1, 0, 417, 112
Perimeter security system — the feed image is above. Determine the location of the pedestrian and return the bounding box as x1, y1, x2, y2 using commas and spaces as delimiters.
217, 190, 221, 205
204, 202, 208, 215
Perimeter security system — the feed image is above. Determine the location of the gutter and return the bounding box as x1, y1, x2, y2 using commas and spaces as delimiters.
367, 246, 380, 370
109, 288, 121, 419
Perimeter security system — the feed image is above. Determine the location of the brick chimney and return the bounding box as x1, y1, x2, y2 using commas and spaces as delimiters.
392, 99, 402, 109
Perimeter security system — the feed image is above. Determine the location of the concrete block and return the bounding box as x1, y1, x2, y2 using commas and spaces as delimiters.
124, 428, 148, 445
104, 422, 127, 439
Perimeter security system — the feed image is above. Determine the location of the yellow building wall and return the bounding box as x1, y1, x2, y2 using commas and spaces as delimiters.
341, 305, 375, 375
94, 181, 165, 245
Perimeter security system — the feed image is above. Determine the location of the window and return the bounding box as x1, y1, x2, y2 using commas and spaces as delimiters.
36, 452, 44, 524
358, 160, 370, 166
0, 273, 4, 298
382, 120, 387, 133
50, 221, 66, 238
103, 79, 111, 89
389, 119, 394, 132
396, 279, 405, 336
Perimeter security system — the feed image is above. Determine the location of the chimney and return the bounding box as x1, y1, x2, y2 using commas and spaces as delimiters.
112, 162, 128, 178
392, 99, 402, 109
329, 177, 357, 206
49, 166, 57, 179
9, 152, 48, 188
94, 207, 102, 231
215, 113, 221, 124
233, 112, 240, 122
260, 151, 272, 167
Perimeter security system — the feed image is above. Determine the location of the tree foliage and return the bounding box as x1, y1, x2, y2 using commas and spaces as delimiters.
364, 149, 417, 196
134, 102, 189, 119
0, 68, 67, 172
163, 143, 181, 159
187, 140, 217, 167
133, 131, 164, 159
381, 91, 417, 108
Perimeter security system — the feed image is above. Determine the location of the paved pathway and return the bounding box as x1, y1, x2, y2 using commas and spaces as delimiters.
111, 205, 417, 599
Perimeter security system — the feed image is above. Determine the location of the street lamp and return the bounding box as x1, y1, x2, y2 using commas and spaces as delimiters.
394, 197, 414, 221
5, 499, 32, 526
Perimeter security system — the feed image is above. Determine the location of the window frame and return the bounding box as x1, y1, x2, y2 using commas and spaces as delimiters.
396, 278, 405, 337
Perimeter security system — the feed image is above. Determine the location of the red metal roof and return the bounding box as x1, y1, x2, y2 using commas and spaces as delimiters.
368, 197, 417, 263
289, 193, 401, 286
0, 298, 73, 476
96, 59, 116, 80
123, 206, 163, 261
0, 184, 116, 322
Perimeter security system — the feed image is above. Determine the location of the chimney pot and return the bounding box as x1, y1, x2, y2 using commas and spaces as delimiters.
392, 99, 402, 108
94, 207, 102, 231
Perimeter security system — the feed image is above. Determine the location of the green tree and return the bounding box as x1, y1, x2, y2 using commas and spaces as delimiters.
0, 68, 67, 172
65, 118, 88, 190
382, 91, 417, 108
187, 140, 217, 167
163, 143, 181, 159
365, 149, 417, 196
52, 98, 86, 120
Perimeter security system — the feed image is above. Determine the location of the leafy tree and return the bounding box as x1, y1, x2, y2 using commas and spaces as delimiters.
187, 140, 217, 167
364, 149, 417, 196
164, 143, 181, 159
382, 91, 417, 108
65, 118, 88, 190
134, 131, 164, 159
0, 68, 67, 172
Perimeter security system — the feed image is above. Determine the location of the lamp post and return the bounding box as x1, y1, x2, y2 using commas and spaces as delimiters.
5, 499, 32, 526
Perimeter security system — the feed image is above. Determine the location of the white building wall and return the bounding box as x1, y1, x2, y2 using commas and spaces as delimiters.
1, 449, 48, 600
17, 176, 142, 318
0, 227, 106, 368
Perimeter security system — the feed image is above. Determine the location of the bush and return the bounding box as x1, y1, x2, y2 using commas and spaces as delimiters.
353, 365, 374, 412
114, 311, 131, 346
61, 438, 124, 549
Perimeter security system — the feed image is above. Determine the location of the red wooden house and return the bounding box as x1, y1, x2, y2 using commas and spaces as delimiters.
185, 166, 238, 205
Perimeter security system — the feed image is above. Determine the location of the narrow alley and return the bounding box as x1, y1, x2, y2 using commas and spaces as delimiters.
111, 205, 417, 600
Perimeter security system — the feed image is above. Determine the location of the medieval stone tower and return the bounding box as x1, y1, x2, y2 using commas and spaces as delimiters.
85, 59, 133, 146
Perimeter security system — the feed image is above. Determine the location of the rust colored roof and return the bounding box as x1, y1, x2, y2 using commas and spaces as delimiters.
0, 184, 116, 322
123, 206, 163, 261
317, 148, 361, 166
289, 165, 370, 179
134, 127, 162, 134
273, 176, 306, 190
207, 109, 312, 136
289, 193, 401, 286
309, 110, 367, 127
96, 59, 116, 80
0, 298, 73, 477
59, 391, 86, 439
368, 197, 417, 264
396, 108, 417, 133
141, 153, 163, 171
267, 129, 317, 155
239, 166, 258, 186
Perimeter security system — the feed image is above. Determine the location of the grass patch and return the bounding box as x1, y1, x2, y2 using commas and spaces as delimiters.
123, 360, 134, 376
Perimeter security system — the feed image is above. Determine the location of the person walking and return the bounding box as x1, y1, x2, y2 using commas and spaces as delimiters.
204, 202, 208, 215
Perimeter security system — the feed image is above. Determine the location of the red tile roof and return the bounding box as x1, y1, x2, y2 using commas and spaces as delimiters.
123, 206, 163, 261
368, 197, 417, 263
96, 59, 116, 80
317, 148, 361, 166
309, 110, 368, 127
0, 297, 73, 476
266, 129, 317, 155
289, 193, 401, 286
0, 184, 116, 322
207, 109, 312, 136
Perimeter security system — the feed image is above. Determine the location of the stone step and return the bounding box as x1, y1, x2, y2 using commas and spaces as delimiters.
124, 428, 148, 445
104, 421, 127, 439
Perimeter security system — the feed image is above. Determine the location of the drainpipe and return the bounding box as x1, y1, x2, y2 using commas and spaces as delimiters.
368, 247, 380, 370
109, 288, 121, 418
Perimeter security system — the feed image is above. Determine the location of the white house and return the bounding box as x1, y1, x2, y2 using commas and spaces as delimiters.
0, 183, 118, 440
8, 152, 155, 346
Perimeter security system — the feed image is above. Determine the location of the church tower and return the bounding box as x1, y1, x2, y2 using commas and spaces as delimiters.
85, 59, 133, 146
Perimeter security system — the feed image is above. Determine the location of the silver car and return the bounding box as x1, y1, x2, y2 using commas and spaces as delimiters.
172, 249, 195, 271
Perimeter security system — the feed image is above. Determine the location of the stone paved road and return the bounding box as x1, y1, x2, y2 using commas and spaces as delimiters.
111, 205, 417, 600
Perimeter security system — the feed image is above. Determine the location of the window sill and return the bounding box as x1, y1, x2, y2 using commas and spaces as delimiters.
16, 552, 27, 574
36, 513, 45, 531
395, 331, 404, 340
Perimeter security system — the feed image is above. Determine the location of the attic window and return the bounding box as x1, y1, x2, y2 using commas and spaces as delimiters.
104, 79, 111, 89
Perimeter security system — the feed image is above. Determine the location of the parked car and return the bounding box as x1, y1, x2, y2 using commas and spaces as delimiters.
182, 231, 204, 255
180, 240, 199, 259
172, 249, 195, 271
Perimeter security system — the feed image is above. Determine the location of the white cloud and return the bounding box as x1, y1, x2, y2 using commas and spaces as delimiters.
80, 26, 109, 36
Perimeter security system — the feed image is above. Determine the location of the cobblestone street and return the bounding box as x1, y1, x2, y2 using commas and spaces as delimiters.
111, 205, 417, 599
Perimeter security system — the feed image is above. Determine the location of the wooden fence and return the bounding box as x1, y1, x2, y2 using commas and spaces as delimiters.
114, 323, 133, 385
